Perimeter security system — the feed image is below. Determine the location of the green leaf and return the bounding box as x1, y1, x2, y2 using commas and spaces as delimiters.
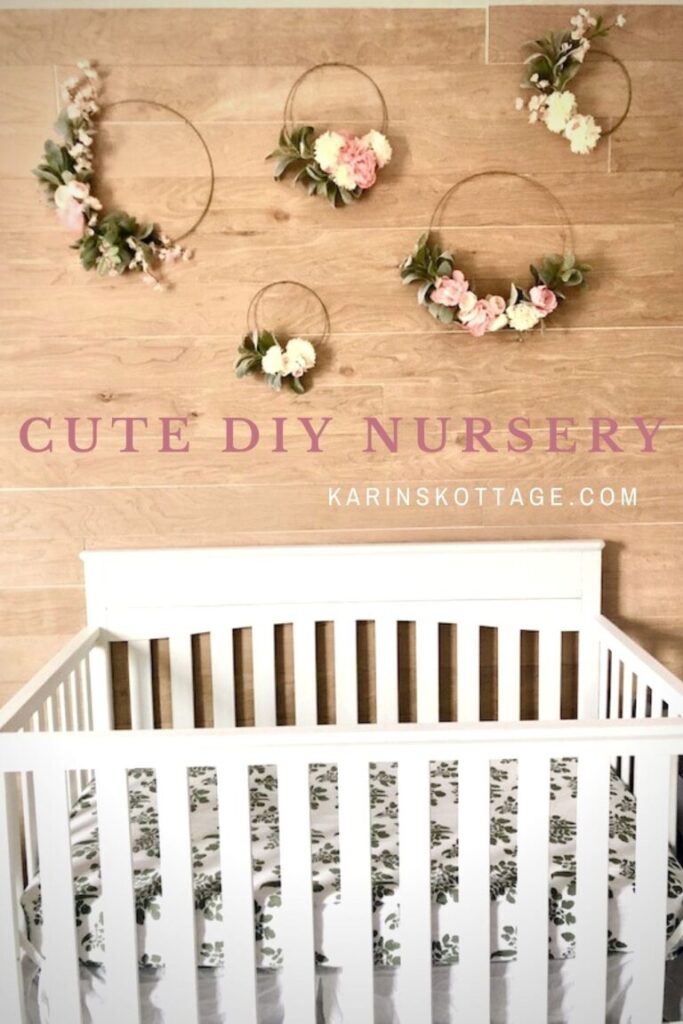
259, 330, 277, 352
289, 376, 305, 395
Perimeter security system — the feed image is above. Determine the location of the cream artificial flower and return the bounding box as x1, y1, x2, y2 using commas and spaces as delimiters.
489, 313, 509, 332
362, 129, 392, 169
313, 131, 346, 174
564, 113, 601, 154
507, 302, 541, 332
261, 344, 286, 376
331, 163, 357, 191
544, 91, 577, 133
284, 337, 316, 374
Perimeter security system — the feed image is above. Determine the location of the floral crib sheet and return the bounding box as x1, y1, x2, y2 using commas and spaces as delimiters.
21, 759, 683, 971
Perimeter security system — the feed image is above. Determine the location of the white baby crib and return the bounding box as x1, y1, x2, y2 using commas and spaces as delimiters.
1, 540, 683, 1024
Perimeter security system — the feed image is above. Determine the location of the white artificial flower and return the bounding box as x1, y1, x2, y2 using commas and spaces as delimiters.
573, 38, 591, 63
544, 90, 577, 133
564, 113, 602, 154
361, 129, 392, 169
515, 97, 525, 111
261, 344, 286, 376
616, 14, 626, 28
283, 337, 316, 377
313, 130, 346, 174
331, 162, 357, 191
507, 302, 541, 332
77, 130, 93, 146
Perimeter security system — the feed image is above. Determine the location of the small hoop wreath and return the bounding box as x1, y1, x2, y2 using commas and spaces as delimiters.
33, 62, 215, 287
517, 8, 630, 155
267, 63, 392, 207
400, 171, 591, 337
235, 281, 331, 394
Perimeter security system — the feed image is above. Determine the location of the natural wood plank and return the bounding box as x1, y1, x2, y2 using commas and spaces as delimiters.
4, 172, 682, 236
612, 117, 683, 172
0, 9, 484, 66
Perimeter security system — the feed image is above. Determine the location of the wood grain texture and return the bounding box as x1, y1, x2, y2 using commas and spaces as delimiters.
0, 6, 681, 706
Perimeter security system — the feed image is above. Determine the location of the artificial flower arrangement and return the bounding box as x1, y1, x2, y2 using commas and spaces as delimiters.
400, 233, 591, 337
33, 62, 191, 286
235, 331, 317, 393
268, 126, 392, 207
516, 7, 627, 154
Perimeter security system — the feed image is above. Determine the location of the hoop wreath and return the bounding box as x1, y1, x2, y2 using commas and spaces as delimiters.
400, 171, 591, 337
517, 7, 631, 154
33, 62, 214, 287
267, 63, 392, 207
235, 281, 331, 394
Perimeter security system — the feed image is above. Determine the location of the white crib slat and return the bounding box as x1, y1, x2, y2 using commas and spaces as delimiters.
634, 675, 647, 720
217, 762, 258, 1024
608, 659, 621, 721
538, 628, 562, 721
33, 767, 83, 1024
457, 623, 480, 723
89, 641, 114, 732
168, 635, 195, 729
334, 618, 358, 725
598, 643, 610, 719
210, 630, 235, 728
395, 758, 432, 1023
20, 765, 38, 879
278, 761, 316, 1023
375, 619, 399, 724
416, 619, 439, 723
574, 752, 611, 1023
251, 625, 277, 727
0, 775, 27, 1024
127, 639, 155, 730
577, 627, 599, 719
337, 759, 374, 1022
155, 762, 199, 1024
96, 767, 141, 1024
293, 620, 318, 726
632, 752, 670, 1022
497, 626, 521, 722
513, 756, 549, 1023
456, 757, 490, 1022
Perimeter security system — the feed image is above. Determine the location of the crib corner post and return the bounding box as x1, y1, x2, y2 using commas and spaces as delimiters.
0, 774, 28, 1024
89, 637, 114, 732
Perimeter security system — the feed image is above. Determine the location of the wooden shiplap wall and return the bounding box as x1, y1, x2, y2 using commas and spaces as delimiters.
0, 5, 681, 709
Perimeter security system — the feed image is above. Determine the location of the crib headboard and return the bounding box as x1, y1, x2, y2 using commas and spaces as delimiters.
81, 540, 604, 729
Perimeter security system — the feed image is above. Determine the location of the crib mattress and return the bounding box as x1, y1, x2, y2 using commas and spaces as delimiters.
21, 759, 683, 971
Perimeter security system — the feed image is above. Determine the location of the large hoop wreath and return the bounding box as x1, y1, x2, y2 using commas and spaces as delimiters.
33, 62, 214, 286
235, 281, 331, 394
268, 63, 392, 207
400, 171, 591, 337
517, 7, 630, 155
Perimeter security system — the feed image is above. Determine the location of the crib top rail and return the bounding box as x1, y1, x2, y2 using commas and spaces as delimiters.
2, 716, 683, 773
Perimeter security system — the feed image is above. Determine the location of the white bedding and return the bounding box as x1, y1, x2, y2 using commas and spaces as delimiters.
23, 955, 683, 1024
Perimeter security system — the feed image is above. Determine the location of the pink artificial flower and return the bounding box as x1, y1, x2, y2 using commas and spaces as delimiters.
529, 285, 558, 317
56, 196, 85, 236
459, 294, 507, 338
337, 136, 378, 190
431, 269, 469, 307
458, 291, 478, 316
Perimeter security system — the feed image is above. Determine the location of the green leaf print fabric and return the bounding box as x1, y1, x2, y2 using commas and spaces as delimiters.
21, 759, 683, 970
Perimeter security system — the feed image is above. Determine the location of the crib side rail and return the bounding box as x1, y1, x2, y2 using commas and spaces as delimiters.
0, 626, 104, 734
591, 614, 683, 719
1, 721, 683, 1024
